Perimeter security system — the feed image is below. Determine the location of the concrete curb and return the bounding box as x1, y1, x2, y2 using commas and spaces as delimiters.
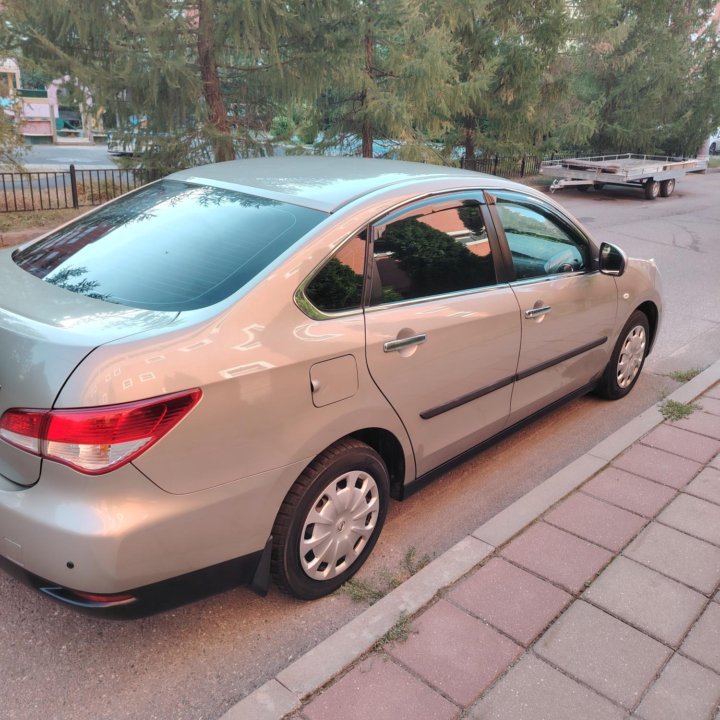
220, 359, 720, 720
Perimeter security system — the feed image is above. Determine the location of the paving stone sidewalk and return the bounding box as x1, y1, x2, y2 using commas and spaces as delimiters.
292, 385, 720, 720
225, 367, 720, 720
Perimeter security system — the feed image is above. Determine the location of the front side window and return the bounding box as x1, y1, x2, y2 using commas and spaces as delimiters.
13, 180, 327, 311
495, 198, 589, 280
370, 199, 496, 305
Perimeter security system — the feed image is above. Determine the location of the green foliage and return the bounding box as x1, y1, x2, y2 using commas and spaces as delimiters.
270, 115, 294, 140
667, 367, 704, 383
374, 612, 413, 649
306, 258, 364, 312
2, 0, 719, 168
659, 399, 700, 422
342, 546, 431, 604
568, 0, 720, 154
382, 217, 495, 297
0, 107, 25, 169
342, 578, 386, 604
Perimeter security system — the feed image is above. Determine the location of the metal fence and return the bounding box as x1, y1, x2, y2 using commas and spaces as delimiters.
0, 165, 160, 213
1, 152, 615, 213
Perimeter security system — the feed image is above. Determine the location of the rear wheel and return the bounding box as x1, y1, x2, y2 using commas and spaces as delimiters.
644, 180, 660, 200
595, 310, 649, 400
271, 438, 389, 599
660, 179, 675, 197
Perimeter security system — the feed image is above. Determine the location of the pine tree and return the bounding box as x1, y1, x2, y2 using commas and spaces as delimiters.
0, 0, 323, 169
440, 0, 570, 167
311, 0, 460, 160
569, 0, 720, 155
0, 107, 24, 168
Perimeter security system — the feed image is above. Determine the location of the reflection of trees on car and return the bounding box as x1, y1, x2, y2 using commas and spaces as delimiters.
379, 217, 494, 298
305, 258, 364, 312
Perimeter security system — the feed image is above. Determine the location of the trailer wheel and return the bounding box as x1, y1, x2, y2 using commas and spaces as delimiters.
660, 179, 675, 197
644, 180, 660, 200
576, 184, 590, 192
593, 182, 605, 190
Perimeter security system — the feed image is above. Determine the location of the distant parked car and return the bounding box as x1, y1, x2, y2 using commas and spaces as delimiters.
108, 130, 213, 164
709, 129, 720, 155
0, 158, 661, 612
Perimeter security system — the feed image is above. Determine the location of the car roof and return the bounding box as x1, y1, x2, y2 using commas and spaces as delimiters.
169, 156, 513, 213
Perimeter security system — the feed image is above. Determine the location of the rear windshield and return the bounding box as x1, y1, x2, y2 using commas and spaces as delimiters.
13, 180, 326, 311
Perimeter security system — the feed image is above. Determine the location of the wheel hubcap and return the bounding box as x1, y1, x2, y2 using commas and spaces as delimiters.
616, 325, 646, 388
300, 470, 380, 580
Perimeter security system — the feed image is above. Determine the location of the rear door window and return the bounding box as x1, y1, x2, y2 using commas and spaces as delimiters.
13, 180, 326, 311
370, 197, 497, 304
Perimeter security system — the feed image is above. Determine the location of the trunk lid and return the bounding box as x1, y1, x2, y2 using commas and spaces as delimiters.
0, 250, 177, 486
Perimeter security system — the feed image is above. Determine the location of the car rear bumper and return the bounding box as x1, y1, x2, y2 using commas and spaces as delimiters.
0, 544, 268, 618
0, 457, 309, 604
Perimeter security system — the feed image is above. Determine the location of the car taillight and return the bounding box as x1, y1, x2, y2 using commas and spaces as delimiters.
0, 389, 201, 475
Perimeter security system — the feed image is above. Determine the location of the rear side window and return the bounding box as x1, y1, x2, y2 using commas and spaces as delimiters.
13, 180, 326, 311
305, 232, 367, 313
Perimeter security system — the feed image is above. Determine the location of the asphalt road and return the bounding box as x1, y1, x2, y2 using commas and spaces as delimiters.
21, 144, 117, 168
1, 170, 719, 720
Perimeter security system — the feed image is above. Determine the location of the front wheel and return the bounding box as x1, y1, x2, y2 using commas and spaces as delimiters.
271, 438, 389, 599
595, 310, 649, 400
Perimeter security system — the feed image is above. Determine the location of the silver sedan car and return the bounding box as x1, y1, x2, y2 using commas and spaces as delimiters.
0, 158, 661, 612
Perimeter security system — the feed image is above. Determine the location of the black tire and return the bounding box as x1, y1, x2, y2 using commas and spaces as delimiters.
659, 179, 675, 197
644, 180, 660, 200
593, 182, 605, 190
271, 438, 389, 599
595, 310, 650, 400
576, 184, 590, 192
710, 142, 717, 155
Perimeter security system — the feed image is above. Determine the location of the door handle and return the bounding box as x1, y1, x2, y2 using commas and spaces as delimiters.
524, 305, 552, 319
383, 334, 427, 353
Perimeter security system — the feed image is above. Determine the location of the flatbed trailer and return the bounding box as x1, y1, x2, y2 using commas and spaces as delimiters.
540, 153, 708, 199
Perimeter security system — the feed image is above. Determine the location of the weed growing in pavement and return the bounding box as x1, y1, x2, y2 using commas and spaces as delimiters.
342, 578, 386, 604
667, 367, 704, 383
342, 546, 432, 604
659, 399, 701, 422
374, 612, 413, 649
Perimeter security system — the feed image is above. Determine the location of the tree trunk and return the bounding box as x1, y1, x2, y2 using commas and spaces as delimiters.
197, 0, 234, 162
362, 29, 373, 158
463, 118, 476, 170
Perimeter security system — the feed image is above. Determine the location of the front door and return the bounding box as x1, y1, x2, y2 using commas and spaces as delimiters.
490, 191, 618, 423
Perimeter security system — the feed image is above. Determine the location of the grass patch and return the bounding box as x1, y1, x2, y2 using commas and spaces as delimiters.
708, 156, 720, 169
342, 546, 431, 605
667, 367, 703, 383
342, 578, 386, 605
374, 612, 413, 649
0, 208, 85, 234
659, 399, 701, 422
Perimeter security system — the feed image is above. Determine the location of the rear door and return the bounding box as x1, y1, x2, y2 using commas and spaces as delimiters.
489, 191, 618, 423
363, 192, 522, 477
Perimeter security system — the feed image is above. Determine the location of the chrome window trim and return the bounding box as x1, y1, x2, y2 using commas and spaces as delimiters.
507, 269, 601, 287
364, 281, 512, 313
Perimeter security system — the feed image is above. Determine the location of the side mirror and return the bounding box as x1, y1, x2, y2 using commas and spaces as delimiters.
599, 242, 627, 276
